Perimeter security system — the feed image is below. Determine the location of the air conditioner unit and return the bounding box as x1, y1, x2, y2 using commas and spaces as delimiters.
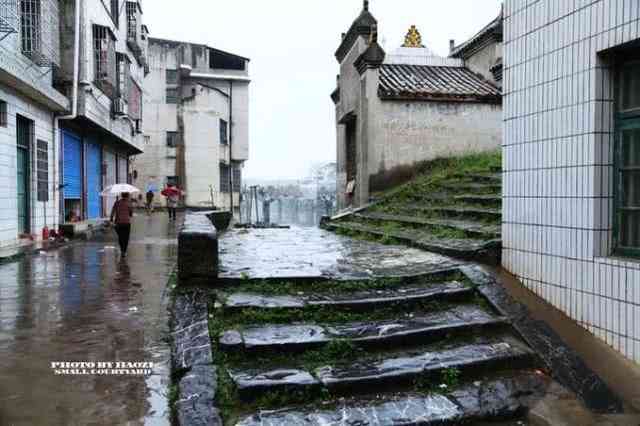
112, 98, 127, 116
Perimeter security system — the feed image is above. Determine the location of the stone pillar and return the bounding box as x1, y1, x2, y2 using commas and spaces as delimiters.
178, 213, 218, 284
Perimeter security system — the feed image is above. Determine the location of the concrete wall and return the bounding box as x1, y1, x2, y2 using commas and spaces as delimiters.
464, 42, 502, 87
367, 96, 502, 192
0, 84, 60, 247
503, 0, 640, 364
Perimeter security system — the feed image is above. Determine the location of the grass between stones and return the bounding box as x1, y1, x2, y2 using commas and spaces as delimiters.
222, 270, 470, 296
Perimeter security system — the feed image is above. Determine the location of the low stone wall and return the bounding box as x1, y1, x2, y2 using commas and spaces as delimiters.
178, 213, 218, 284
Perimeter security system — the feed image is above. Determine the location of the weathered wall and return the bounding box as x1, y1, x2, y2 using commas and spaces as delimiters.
135, 41, 180, 202
464, 42, 502, 87
367, 98, 502, 192
0, 85, 59, 247
503, 0, 640, 363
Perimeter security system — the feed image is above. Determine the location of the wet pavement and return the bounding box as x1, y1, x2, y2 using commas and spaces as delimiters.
0, 213, 179, 426
219, 227, 461, 279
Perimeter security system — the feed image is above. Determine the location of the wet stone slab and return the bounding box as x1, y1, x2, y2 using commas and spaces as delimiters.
316, 342, 533, 389
172, 293, 213, 370
230, 369, 320, 400
218, 227, 460, 280
176, 365, 222, 426
235, 374, 549, 426
220, 281, 472, 311
219, 305, 505, 352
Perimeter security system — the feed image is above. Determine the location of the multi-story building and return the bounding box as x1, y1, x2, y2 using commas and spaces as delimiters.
55, 0, 148, 225
503, 0, 640, 364
0, 0, 69, 247
332, 2, 503, 210
134, 38, 250, 214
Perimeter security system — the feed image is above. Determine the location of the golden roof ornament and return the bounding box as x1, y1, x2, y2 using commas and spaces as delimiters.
403, 25, 424, 48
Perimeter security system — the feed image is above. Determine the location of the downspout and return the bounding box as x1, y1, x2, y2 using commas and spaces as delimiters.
229, 81, 233, 214
54, 0, 81, 225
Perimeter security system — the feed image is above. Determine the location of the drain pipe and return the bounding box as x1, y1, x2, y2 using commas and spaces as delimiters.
229, 81, 234, 214
54, 0, 81, 226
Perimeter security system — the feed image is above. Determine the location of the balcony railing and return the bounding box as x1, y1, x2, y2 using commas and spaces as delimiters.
126, 1, 142, 61
0, 0, 18, 40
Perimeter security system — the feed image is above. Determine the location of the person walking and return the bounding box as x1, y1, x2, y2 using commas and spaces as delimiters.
145, 190, 154, 213
162, 184, 181, 221
110, 192, 133, 257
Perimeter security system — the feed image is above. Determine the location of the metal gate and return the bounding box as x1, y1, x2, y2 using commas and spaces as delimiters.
86, 140, 102, 219
16, 116, 31, 234
103, 150, 117, 216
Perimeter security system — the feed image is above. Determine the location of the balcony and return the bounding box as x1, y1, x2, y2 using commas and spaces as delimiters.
0, 0, 18, 40
126, 1, 143, 63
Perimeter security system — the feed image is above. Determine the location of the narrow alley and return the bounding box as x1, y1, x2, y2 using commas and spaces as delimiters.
0, 215, 178, 426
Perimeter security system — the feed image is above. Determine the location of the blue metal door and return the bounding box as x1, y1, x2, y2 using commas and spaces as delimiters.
86, 141, 102, 219
63, 131, 82, 200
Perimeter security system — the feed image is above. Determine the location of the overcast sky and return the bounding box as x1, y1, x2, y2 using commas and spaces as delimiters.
145, 0, 502, 180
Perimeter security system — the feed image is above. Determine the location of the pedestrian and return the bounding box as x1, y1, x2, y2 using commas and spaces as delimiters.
110, 192, 133, 257
145, 190, 154, 213
162, 184, 181, 221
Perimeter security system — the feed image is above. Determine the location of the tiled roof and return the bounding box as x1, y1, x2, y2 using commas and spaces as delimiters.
450, 12, 503, 59
378, 64, 501, 103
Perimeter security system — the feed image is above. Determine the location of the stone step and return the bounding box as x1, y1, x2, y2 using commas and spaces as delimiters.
219, 305, 508, 353
230, 339, 535, 400
403, 204, 502, 222
236, 372, 547, 425
354, 212, 501, 239
454, 194, 502, 207
219, 280, 474, 313
440, 182, 502, 193
325, 222, 501, 265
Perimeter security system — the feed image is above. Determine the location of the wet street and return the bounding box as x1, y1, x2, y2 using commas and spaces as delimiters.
0, 213, 178, 426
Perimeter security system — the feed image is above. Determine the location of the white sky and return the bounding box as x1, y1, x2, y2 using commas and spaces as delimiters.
145, 0, 503, 180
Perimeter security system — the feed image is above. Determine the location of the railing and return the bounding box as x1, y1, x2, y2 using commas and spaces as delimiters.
19, 0, 60, 67
0, 0, 18, 39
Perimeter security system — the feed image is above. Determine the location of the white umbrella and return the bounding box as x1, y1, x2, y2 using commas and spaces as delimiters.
101, 184, 141, 197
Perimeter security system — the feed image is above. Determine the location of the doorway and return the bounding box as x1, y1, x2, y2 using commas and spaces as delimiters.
16, 115, 32, 235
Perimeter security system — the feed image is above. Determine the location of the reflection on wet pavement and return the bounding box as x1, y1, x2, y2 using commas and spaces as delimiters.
219, 227, 461, 279
0, 213, 178, 426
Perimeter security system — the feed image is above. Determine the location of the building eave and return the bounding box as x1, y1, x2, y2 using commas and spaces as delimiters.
0, 68, 70, 113
450, 13, 503, 59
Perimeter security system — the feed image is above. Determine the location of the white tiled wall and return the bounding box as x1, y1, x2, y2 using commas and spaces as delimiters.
503, 0, 640, 363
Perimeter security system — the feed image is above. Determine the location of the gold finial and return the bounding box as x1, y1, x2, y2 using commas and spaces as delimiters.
402, 25, 424, 48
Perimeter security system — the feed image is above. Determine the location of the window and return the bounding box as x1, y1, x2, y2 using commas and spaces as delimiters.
166, 131, 179, 147
220, 119, 228, 145
116, 53, 131, 99
111, 0, 119, 27
166, 88, 179, 104
93, 25, 116, 97
167, 176, 179, 186
20, 0, 41, 60
210, 49, 245, 70
220, 164, 230, 193
615, 59, 640, 256
36, 140, 48, 202
126, 1, 137, 41
0, 100, 6, 127
233, 164, 241, 192
144, 135, 151, 145
166, 69, 178, 85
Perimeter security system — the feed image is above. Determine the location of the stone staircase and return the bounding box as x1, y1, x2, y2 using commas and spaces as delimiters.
207, 267, 556, 425
322, 166, 503, 265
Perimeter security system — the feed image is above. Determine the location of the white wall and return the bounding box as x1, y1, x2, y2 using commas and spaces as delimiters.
0, 85, 59, 247
503, 0, 640, 363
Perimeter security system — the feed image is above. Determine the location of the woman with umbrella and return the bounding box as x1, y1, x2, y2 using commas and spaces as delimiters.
103, 184, 140, 257
161, 183, 182, 222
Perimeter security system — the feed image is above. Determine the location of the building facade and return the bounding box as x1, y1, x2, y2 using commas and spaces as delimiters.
503, 0, 640, 363
0, 0, 70, 247
56, 0, 147, 224
134, 38, 250, 213
333, 2, 503, 210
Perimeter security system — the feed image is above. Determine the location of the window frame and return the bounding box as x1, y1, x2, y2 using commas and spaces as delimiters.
220, 119, 228, 145
613, 58, 640, 258
166, 87, 179, 104
166, 131, 179, 148
36, 139, 49, 202
0, 100, 7, 127
220, 164, 231, 193
166, 69, 178, 85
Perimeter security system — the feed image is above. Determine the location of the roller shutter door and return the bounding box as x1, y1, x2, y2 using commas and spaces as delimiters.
86, 141, 103, 219
63, 131, 82, 200
103, 150, 117, 216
